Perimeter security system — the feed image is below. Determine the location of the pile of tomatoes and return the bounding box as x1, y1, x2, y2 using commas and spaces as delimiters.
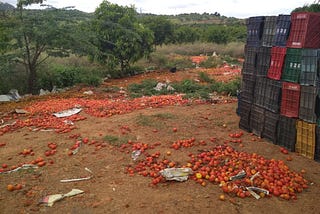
189, 145, 308, 200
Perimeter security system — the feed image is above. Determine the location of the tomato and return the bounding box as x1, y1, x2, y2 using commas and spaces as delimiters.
7, 184, 14, 191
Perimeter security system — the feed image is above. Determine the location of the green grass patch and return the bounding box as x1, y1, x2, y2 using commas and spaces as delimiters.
103, 135, 137, 147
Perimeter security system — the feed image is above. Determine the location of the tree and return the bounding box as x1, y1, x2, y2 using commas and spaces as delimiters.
91, 1, 154, 75
0, 0, 82, 94
204, 26, 231, 44
292, 3, 320, 12
172, 25, 201, 44
140, 16, 174, 47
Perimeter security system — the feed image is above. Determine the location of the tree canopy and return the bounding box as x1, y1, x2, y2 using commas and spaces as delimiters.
91, 0, 154, 74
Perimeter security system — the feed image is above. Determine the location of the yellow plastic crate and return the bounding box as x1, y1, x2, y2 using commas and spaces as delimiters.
295, 120, 316, 159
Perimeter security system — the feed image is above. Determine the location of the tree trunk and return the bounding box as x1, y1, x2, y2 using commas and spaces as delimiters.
27, 64, 37, 94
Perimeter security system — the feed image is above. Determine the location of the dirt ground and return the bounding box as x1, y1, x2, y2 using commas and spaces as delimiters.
0, 68, 320, 214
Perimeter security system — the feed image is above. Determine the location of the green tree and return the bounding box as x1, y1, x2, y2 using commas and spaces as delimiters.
172, 25, 201, 44
0, 0, 82, 94
141, 16, 174, 46
292, 3, 320, 12
91, 1, 154, 75
204, 25, 230, 44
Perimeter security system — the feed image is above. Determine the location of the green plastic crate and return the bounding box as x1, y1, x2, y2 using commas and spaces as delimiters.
282, 48, 302, 83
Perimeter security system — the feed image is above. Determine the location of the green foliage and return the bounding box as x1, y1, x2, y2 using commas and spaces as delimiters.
37, 64, 103, 90
127, 76, 241, 99
198, 72, 214, 83
140, 16, 174, 46
292, 3, 320, 12
209, 77, 241, 96
91, 1, 154, 74
127, 79, 160, 97
103, 135, 136, 146
204, 25, 230, 44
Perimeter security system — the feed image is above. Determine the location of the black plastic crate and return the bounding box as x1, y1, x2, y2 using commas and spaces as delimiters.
300, 49, 320, 86
264, 79, 282, 113
262, 16, 277, 47
246, 16, 265, 47
250, 105, 265, 136
316, 126, 320, 162
240, 73, 256, 103
262, 110, 279, 143
256, 46, 272, 77
253, 77, 267, 107
242, 62, 256, 75
238, 99, 252, 132
244, 45, 257, 66
299, 86, 319, 123
273, 15, 291, 47
276, 115, 297, 152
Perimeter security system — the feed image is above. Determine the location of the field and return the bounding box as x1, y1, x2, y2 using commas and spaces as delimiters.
0, 67, 320, 214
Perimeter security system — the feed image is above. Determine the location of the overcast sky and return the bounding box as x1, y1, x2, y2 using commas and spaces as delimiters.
4, 0, 317, 18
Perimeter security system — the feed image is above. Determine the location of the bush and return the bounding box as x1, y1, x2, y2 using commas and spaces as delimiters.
37, 64, 103, 90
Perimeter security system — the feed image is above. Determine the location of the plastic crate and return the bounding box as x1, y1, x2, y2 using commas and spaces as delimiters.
267, 47, 287, 80
240, 73, 256, 103
242, 62, 256, 75
282, 48, 302, 83
256, 46, 271, 77
262, 110, 279, 143
250, 105, 265, 136
262, 16, 277, 47
238, 99, 252, 132
287, 12, 320, 48
264, 79, 282, 113
244, 45, 257, 66
246, 16, 265, 47
273, 15, 291, 47
276, 115, 297, 151
300, 49, 320, 86
253, 77, 267, 107
316, 126, 320, 162
299, 86, 319, 123
280, 82, 300, 118
295, 120, 316, 159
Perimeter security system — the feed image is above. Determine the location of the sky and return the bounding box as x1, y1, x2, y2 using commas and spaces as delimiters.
3, 0, 318, 18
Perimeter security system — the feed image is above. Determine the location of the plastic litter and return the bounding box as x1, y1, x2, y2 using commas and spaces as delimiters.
0, 89, 21, 102
230, 170, 246, 181
63, 120, 74, 125
53, 107, 82, 118
60, 168, 93, 183
39, 89, 51, 96
250, 172, 260, 182
246, 187, 270, 199
160, 168, 193, 182
15, 109, 29, 114
40, 189, 84, 207
131, 150, 141, 161
83, 90, 94, 95
0, 164, 38, 174
0, 121, 16, 129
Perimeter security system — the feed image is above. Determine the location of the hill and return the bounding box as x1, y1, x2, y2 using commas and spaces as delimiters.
0, 1, 15, 11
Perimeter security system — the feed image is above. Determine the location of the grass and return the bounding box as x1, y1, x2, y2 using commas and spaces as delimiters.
127, 76, 241, 99
103, 135, 137, 147
135, 113, 177, 129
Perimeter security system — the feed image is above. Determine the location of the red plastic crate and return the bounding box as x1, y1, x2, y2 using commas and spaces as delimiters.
287, 12, 320, 48
280, 82, 301, 118
267, 47, 286, 80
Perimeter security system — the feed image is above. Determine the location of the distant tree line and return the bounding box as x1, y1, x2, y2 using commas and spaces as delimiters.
0, 0, 318, 94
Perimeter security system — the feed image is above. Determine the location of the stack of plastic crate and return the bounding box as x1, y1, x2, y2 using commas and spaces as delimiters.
239, 12, 320, 162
